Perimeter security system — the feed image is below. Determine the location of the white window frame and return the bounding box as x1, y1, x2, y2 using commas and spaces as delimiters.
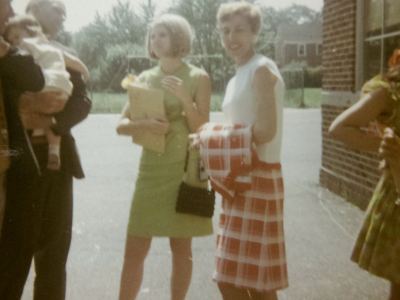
358, 0, 400, 89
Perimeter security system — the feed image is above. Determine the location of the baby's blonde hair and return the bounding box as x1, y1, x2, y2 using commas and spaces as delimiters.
4, 14, 42, 41
146, 14, 193, 59
217, 1, 262, 35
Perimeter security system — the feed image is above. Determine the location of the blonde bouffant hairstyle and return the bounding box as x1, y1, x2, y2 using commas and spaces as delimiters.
217, 1, 262, 35
146, 14, 193, 59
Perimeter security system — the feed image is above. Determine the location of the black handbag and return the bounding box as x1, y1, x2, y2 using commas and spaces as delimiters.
175, 149, 215, 218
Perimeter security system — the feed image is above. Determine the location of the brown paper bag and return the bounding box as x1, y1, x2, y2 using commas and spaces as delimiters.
127, 84, 166, 153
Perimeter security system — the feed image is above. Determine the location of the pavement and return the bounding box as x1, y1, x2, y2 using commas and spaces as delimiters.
21, 109, 389, 300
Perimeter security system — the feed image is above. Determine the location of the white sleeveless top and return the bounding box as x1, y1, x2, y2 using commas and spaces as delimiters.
222, 54, 284, 163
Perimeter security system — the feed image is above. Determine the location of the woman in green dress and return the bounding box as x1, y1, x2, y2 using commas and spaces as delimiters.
116, 14, 213, 300
329, 48, 400, 300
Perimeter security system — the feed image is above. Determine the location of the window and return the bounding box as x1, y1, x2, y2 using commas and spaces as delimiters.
297, 44, 306, 57
364, 0, 400, 80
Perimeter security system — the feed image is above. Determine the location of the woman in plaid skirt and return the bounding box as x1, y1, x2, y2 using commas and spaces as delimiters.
329, 48, 400, 300
211, 2, 288, 299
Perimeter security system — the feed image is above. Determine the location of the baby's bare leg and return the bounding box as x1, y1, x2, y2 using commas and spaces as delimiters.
46, 127, 61, 170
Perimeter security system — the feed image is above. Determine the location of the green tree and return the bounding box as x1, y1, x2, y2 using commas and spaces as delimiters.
169, 0, 232, 91
139, 0, 157, 25
71, 1, 321, 92
73, 1, 146, 91
258, 4, 322, 56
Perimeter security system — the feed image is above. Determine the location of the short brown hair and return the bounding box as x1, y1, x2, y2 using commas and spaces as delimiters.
217, 1, 262, 35
146, 14, 193, 59
4, 14, 42, 41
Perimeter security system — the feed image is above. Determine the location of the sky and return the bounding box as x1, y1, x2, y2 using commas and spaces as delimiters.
12, 0, 323, 32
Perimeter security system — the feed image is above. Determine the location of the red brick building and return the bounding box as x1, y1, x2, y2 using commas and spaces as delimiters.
320, 0, 400, 209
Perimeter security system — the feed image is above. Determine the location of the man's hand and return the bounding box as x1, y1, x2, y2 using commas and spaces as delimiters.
20, 111, 53, 130
19, 92, 67, 115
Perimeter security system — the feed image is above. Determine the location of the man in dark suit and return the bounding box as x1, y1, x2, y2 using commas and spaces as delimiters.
0, 0, 92, 299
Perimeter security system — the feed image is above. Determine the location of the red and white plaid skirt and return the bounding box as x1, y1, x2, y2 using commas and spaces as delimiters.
213, 162, 288, 292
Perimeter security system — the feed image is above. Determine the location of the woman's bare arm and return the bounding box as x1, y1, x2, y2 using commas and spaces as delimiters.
252, 66, 278, 145
329, 88, 393, 152
184, 73, 211, 132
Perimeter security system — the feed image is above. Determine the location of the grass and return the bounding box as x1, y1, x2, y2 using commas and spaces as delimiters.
210, 93, 224, 111
89, 92, 128, 114
284, 88, 322, 108
89, 88, 322, 114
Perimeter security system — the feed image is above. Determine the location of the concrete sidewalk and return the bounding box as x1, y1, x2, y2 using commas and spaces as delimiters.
22, 110, 389, 300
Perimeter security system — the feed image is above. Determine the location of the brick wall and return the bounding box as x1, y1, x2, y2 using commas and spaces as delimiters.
320, 104, 380, 209
322, 0, 356, 92
320, 0, 380, 209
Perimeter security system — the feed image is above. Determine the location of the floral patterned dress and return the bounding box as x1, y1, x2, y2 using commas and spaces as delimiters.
351, 75, 400, 284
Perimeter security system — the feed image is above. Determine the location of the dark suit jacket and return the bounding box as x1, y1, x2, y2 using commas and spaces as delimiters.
51, 69, 92, 178
0, 47, 45, 176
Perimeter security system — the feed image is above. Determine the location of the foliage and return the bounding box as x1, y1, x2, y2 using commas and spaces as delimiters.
258, 4, 321, 55
90, 92, 225, 113
281, 62, 322, 88
304, 66, 322, 88
284, 88, 321, 108
72, 1, 146, 91
71, 1, 321, 92
90, 88, 322, 114
55, 30, 73, 47
168, 0, 234, 92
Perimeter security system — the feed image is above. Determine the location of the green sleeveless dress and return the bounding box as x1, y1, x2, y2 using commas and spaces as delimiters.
351, 75, 400, 283
127, 63, 213, 238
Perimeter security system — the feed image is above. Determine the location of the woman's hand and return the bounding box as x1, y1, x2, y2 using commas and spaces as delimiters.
161, 76, 191, 104
189, 133, 200, 150
117, 116, 170, 136
379, 127, 400, 191
379, 128, 400, 166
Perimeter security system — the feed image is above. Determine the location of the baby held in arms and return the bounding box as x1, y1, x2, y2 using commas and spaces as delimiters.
4, 14, 89, 170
